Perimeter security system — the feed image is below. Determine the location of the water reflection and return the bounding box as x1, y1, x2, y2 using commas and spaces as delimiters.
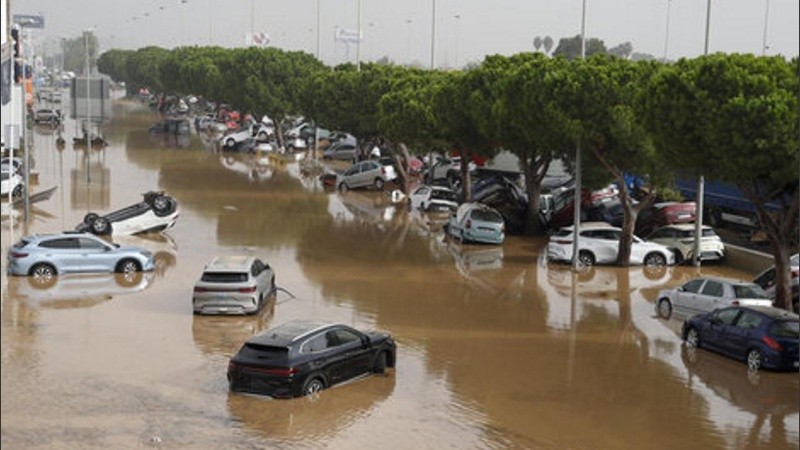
227, 372, 395, 443
191, 299, 275, 357
6, 271, 154, 310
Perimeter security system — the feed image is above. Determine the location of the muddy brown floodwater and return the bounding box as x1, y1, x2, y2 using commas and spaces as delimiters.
2, 99, 798, 450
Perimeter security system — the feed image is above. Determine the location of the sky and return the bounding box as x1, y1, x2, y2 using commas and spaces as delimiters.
10, 0, 800, 67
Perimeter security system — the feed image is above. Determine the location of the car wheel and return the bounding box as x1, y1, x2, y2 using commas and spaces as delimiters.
116, 258, 141, 274
152, 195, 175, 217
685, 327, 700, 348
92, 217, 112, 235
83, 212, 99, 225
747, 349, 763, 372
12, 184, 24, 199
302, 377, 325, 396
338, 182, 349, 192
29, 263, 57, 287
657, 298, 672, 319
578, 251, 595, 267
644, 252, 667, 267
374, 178, 385, 190
225, 138, 236, 148
373, 351, 388, 374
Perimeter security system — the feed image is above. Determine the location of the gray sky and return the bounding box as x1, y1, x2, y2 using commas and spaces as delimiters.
11, 0, 800, 67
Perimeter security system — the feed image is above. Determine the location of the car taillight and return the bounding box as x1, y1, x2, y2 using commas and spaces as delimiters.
263, 367, 297, 376
238, 287, 256, 293
762, 336, 783, 351
194, 286, 208, 293
553, 240, 572, 245
730, 300, 740, 306
228, 361, 238, 371
381, 167, 386, 175
465, 219, 472, 229
10, 252, 28, 258
792, 269, 799, 278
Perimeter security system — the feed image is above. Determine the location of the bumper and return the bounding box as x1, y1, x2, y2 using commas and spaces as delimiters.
228, 369, 301, 399
193, 296, 259, 315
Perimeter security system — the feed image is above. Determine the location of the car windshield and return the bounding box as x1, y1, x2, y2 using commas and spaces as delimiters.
732, 284, 768, 299
201, 272, 248, 283
769, 321, 799, 339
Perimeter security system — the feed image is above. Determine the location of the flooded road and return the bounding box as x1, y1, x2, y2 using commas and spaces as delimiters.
2, 99, 798, 449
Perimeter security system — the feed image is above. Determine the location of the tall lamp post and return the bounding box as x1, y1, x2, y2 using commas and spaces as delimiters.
570, 0, 587, 271
761, 0, 770, 55
430, 0, 437, 69
693, 0, 712, 267
453, 14, 461, 68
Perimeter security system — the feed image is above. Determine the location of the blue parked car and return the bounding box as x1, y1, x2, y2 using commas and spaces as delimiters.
446, 202, 505, 245
682, 305, 799, 371
6, 232, 156, 285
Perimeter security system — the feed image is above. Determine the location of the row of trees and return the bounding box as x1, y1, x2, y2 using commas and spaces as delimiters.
97, 46, 799, 310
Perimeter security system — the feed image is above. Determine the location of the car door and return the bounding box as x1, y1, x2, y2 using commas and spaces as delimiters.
696, 279, 725, 313
703, 307, 743, 354
587, 230, 618, 264
328, 327, 372, 380
79, 237, 117, 272
719, 310, 763, 359
39, 237, 83, 273
673, 279, 704, 314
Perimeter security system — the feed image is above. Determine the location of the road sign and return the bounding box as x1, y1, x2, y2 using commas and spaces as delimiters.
12, 14, 45, 29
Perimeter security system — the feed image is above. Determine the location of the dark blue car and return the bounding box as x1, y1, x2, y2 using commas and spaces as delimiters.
682, 305, 799, 371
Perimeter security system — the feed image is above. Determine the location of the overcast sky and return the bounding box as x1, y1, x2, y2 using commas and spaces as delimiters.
10, 0, 800, 67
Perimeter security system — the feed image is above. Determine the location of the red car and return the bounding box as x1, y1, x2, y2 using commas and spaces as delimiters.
635, 201, 696, 237
547, 185, 619, 230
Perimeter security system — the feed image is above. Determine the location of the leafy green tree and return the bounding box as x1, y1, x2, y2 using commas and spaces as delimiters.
642, 54, 799, 310
558, 55, 666, 264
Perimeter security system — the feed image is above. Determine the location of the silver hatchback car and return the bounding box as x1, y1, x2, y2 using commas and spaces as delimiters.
337, 160, 397, 191
192, 256, 275, 315
6, 232, 156, 282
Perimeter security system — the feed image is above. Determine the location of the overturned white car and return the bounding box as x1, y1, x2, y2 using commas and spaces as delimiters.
76, 191, 179, 236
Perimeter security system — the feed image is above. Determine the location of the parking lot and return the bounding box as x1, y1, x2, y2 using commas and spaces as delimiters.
1, 100, 797, 449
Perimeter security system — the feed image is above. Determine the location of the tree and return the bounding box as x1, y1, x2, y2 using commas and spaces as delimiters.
557, 55, 667, 264
641, 54, 799, 310
543, 36, 554, 55
533, 36, 543, 51
608, 42, 633, 60
552, 35, 606, 60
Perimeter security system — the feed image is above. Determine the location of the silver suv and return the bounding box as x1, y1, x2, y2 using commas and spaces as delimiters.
192, 256, 275, 315
6, 232, 155, 284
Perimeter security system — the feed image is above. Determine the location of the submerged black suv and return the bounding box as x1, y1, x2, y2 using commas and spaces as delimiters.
227, 320, 396, 398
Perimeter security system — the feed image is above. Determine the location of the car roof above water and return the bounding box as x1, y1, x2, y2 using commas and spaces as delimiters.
204, 255, 255, 272
246, 320, 334, 347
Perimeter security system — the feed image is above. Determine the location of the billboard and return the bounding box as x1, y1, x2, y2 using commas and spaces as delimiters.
12, 14, 45, 29
70, 77, 111, 122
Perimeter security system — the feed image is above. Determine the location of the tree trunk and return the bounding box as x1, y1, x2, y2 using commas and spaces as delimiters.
520, 149, 552, 236
751, 187, 799, 311
616, 180, 635, 266
394, 141, 412, 194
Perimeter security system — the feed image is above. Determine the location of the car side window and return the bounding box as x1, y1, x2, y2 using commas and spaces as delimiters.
734, 312, 763, 330
701, 281, 724, 297
330, 328, 361, 347
79, 237, 108, 250
714, 308, 741, 326
683, 279, 705, 294
301, 334, 330, 354
39, 237, 80, 249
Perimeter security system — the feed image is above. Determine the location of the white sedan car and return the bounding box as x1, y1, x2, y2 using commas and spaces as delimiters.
655, 277, 774, 319
547, 221, 675, 267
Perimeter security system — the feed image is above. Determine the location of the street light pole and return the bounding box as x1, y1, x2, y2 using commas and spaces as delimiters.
571, 0, 587, 271
663, 0, 671, 60
761, 0, 770, 55
694, 0, 712, 267
316, 0, 321, 61
453, 14, 461, 68
356, 0, 362, 71
430, 0, 437, 69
